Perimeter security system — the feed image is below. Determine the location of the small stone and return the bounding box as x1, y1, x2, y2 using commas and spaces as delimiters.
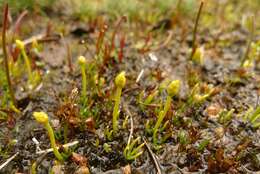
215, 127, 224, 139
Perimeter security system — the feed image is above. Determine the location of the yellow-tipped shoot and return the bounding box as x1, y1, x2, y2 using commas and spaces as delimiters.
113, 71, 126, 134
33, 111, 64, 161
153, 80, 180, 144
78, 56, 87, 98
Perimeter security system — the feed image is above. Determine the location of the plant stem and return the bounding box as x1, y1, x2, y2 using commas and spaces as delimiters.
31, 161, 37, 174
153, 95, 172, 144
241, 15, 254, 66
113, 87, 122, 134
44, 122, 64, 161
2, 3, 16, 106
20, 48, 33, 82
189, 1, 204, 60
81, 65, 87, 99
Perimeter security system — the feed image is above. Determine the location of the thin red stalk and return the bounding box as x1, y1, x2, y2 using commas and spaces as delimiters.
96, 23, 108, 55
66, 43, 73, 73
139, 32, 152, 54
103, 43, 110, 65
2, 4, 16, 106
189, 1, 204, 60
13, 10, 28, 35
110, 16, 127, 55
118, 34, 126, 63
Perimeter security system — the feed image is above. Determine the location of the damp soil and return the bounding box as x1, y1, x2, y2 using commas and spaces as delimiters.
1, 9, 260, 174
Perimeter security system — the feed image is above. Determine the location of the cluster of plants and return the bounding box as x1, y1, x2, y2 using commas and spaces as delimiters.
0, 0, 260, 173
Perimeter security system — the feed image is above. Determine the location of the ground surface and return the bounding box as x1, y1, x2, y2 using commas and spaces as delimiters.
0, 0, 260, 173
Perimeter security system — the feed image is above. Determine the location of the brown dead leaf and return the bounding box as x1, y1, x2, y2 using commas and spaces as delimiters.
71, 152, 88, 166
85, 117, 96, 133
122, 164, 131, 174
74, 166, 90, 174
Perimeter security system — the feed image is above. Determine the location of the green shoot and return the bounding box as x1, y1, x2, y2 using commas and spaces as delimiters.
177, 130, 189, 146
31, 161, 37, 174
191, 46, 204, 65
123, 137, 144, 161
198, 139, 209, 152
103, 143, 112, 153
153, 80, 180, 144
113, 71, 126, 134
33, 112, 64, 161
78, 56, 87, 99
218, 109, 234, 126
241, 15, 255, 67
243, 106, 260, 128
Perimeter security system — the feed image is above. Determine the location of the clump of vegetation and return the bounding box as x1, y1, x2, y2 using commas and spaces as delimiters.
124, 137, 144, 160
153, 80, 180, 144
1, 0, 260, 173
243, 106, 260, 128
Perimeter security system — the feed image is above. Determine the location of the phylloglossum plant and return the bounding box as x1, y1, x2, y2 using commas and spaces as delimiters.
153, 80, 180, 144
33, 111, 64, 161
16, 39, 33, 83
124, 137, 144, 160
78, 56, 87, 99
243, 106, 260, 128
15, 39, 41, 89
113, 71, 126, 134
191, 46, 204, 65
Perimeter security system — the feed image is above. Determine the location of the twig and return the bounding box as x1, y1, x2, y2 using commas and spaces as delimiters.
0, 152, 19, 170
143, 138, 162, 174
124, 106, 134, 146
153, 31, 174, 51
66, 42, 73, 73
12, 10, 28, 35
36, 140, 79, 154
189, 1, 204, 60
110, 16, 127, 54
136, 69, 144, 83
2, 3, 16, 106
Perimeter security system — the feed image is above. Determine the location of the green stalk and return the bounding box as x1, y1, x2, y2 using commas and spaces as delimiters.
81, 65, 87, 98
113, 87, 122, 133
20, 48, 33, 82
44, 122, 64, 161
153, 96, 172, 143
31, 161, 37, 174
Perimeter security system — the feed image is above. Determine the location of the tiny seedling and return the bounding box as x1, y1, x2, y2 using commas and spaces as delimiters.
123, 137, 144, 161
153, 80, 180, 144
177, 130, 189, 146
189, 83, 215, 105
33, 111, 64, 161
78, 56, 87, 99
103, 143, 112, 153
218, 108, 234, 126
243, 106, 260, 128
198, 139, 210, 152
112, 71, 126, 134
